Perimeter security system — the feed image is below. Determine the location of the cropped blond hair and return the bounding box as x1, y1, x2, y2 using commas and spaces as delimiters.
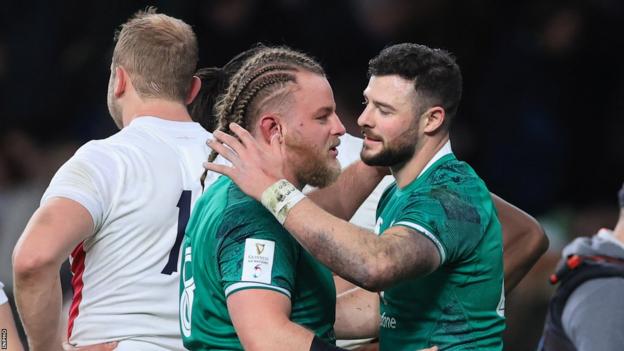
112, 7, 198, 101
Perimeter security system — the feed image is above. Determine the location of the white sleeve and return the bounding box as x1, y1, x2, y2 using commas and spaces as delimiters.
349, 176, 394, 231
41, 141, 119, 232
0, 281, 7, 305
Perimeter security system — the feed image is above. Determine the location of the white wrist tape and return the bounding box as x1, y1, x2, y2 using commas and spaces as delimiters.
261, 179, 305, 225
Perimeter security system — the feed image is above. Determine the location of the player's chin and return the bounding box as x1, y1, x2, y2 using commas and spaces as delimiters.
360, 148, 379, 161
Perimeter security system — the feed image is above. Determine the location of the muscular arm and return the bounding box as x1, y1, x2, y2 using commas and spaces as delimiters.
227, 289, 316, 350
493, 194, 548, 293
204, 124, 437, 290
12, 198, 94, 351
308, 161, 387, 221
335, 287, 380, 340
284, 198, 440, 291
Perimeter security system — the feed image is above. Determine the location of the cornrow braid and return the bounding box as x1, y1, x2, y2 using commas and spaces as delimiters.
201, 46, 325, 189
207, 70, 296, 163
218, 63, 296, 121
218, 47, 323, 118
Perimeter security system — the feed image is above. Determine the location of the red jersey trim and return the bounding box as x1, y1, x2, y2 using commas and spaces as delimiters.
68, 242, 86, 339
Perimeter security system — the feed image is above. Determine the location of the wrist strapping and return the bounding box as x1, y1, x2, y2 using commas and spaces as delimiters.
260, 179, 305, 225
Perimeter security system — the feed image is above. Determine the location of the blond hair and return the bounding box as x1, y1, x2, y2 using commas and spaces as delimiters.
209, 46, 323, 162
112, 7, 198, 101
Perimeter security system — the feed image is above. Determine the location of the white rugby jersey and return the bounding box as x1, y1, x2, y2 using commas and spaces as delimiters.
42, 116, 220, 350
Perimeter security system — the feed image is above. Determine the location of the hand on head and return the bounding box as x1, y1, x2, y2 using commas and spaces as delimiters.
204, 122, 287, 200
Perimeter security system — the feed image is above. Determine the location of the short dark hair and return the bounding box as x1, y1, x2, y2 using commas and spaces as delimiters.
618, 183, 624, 209
368, 43, 462, 127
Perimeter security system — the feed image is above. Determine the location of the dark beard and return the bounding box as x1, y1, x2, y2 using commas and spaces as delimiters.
361, 141, 415, 167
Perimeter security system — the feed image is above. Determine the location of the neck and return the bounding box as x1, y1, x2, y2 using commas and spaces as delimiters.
392, 134, 449, 188
282, 167, 304, 190
122, 98, 192, 127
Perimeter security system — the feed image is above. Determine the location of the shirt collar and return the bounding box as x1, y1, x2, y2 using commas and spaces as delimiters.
417, 140, 453, 179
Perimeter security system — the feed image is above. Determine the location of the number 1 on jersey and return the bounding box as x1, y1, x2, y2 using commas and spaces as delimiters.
162, 190, 191, 275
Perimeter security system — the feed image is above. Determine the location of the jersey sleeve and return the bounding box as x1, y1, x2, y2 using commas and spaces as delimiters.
392, 188, 484, 265
41, 141, 119, 232
217, 216, 299, 299
0, 281, 7, 305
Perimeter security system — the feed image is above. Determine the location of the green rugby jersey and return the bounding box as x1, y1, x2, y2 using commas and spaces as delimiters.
179, 176, 336, 350
376, 149, 505, 350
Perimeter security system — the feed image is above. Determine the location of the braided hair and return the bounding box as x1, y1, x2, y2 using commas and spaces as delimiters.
189, 43, 267, 131
200, 45, 324, 188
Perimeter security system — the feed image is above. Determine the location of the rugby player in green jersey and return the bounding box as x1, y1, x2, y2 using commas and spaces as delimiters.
180, 46, 393, 350
206, 43, 547, 350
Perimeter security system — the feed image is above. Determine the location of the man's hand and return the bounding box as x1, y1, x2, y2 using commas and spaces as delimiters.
63, 342, 118, 351
204, 123, 286, 200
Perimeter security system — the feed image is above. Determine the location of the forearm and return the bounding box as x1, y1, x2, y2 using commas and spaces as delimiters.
245, 320, 315, 350
284, 199, 405, 291
492, 193, 549, 293
14, 267, 63, 351
335, 287, 380, 339
0, 303, 25, 351
308, 162, 386, 220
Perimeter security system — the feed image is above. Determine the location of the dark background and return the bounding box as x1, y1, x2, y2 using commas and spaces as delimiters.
0, 1, 623, 350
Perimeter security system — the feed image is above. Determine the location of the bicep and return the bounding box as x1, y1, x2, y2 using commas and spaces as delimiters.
492, 193, 541, 247
491, 193, 547, 292
375, 226, 441, 283
227, 288, 292, 333
227, 289, 314, 350
14, 198, 94, 267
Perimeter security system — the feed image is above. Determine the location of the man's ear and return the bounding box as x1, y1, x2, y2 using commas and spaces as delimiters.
258, 115, 283, 144
185, 76, 202, 105
114, 66, 127, 98
422, 106, 446, 134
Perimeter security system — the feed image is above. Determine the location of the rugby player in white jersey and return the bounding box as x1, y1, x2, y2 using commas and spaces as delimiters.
12, 9, 217, 351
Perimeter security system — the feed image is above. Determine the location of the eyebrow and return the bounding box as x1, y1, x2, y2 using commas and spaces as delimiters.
313, 106, 334, 116
363, 93, 397, 112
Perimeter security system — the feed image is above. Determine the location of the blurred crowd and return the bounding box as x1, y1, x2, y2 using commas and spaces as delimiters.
1, 0, 623, 350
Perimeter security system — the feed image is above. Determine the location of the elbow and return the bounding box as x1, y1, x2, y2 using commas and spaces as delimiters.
356, 260, 393, 292
12, 242, 60, 280
530, 223, 549, 257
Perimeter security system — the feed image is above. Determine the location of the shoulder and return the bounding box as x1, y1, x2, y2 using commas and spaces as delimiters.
419, 157, 491, 215
563, 277, 624, 349
377, 179, 397, 210
425, 156, 482, 189
336, 133, 364, 168
564, 277, 624, 317
217, 180, 288, 238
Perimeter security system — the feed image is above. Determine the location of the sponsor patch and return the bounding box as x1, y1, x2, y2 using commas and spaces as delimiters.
241, 239, 275, 284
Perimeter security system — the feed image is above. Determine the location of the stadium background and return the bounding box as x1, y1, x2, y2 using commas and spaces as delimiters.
0, 0, 623, 349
